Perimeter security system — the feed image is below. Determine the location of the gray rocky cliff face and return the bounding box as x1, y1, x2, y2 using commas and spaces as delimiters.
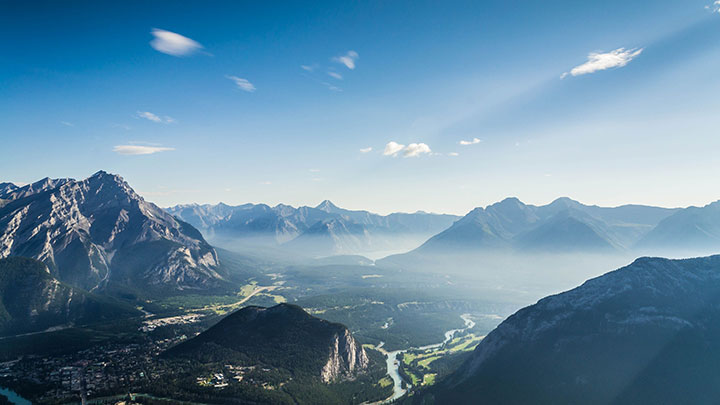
321, 328, 369, 382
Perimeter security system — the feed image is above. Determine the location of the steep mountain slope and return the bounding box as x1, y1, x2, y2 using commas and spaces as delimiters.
428, 255, 720, 404
0, 171, 224, 294
0, 257, 139, 336
637, 200, 720, 254
165, 303, 368, 382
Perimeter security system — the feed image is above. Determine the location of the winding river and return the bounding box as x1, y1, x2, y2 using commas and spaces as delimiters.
379, 314, 476, 403
0, 387, 31, 405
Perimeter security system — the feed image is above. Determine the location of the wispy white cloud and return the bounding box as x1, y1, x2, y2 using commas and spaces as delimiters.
309, 168, 321, 173
359, 147, 373, 153
260, 181, 272, 185
333, 51, 359, 70
320, 81, 342, 92
136, 111, 175, 124
448, 152, 459, 157
301, 64, 316, 72
113, 145, 175, 155
226, 75, 256, 92
383, 141, 432, 158
459, 137, 482, 146
60, 121, 74, 127
706, 0, 720, 13
561, 47, 643, 78
327, 71, 343, 80
150, 29, 203, 57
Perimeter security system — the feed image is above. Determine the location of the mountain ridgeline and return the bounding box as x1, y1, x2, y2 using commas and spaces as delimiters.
166, 200, 460, 257
0, 171, 225, 296
165, 303, 369, 382
412, 197, 682, 254
423, 255, 720, 404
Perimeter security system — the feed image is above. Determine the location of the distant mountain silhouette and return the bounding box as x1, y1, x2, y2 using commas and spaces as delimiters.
167, 200, 459, 257
404, 197, 677, 255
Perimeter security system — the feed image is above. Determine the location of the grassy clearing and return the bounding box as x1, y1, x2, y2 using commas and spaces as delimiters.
418, 356, 440, 368
449, 334, 483, 352
378, 377, 393, 388
422, 373, 436, 385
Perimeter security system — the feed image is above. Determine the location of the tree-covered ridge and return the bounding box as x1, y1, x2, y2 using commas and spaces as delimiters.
0, 256, 140, 336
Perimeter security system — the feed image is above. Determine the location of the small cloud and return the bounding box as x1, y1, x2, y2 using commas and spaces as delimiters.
301, 64, 316, 72
706, 0, 720, 13
333, 50, 359, 70
309, 168, 321, 173
459, 137, 482, 146
359, 147, 373, 153
226, 75, 256, 92
562, 47, 643, 78
402, 143, 432, 157
60, 121, 74, 127
136, 111, 175, 124
383, 141, 432, 158
448, 152, 459, 157
383, 142, 405, 156
260, 181, 272, 185
113, 145, 175, 155
150, 28, 203, 57
327, 71, 343, 80
224, 188, 232, 192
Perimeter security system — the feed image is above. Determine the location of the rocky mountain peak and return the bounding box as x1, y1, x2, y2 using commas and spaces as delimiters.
0, 171, 223, 293
316, 199, 341, 212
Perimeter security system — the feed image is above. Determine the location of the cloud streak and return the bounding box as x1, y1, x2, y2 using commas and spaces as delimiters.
383, 141, 432, 158
561, 47, 643, 78
113, 145, 175, 155
137, 111, 175, 124
359, 147, 373, 153
226, 75, 256, 92
459, 137, 482, 145
333, 51, 359, 70
150, 29, 203, 57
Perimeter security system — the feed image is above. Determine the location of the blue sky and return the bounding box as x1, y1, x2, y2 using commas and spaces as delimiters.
2, 0, 720, 214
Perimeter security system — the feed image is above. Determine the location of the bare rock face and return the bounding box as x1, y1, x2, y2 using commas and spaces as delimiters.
321, 328, 369, 382
0, 171, 223, 294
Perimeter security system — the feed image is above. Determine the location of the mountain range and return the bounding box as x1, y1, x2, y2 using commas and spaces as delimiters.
410, 197, 682, 254
0, 171, 225, 296
166, 200, 459, 257
426, 254, 720, 404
